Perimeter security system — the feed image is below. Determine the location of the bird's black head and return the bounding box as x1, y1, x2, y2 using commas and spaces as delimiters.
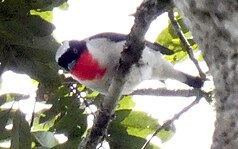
56, 40, 87, 71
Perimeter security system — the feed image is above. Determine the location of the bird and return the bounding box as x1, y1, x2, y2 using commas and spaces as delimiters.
55, 32, 203, 94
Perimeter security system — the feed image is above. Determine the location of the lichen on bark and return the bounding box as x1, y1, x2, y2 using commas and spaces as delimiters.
173, 0, 238, 148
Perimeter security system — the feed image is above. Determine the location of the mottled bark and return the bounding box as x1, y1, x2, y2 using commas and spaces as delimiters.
173, 0, 238, 148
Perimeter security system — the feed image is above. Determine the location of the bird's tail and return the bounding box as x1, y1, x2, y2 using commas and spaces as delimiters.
150, 53, 203, 88
143, 45, 203, 88
152, 66, 203, 88
178, 71, 203, 88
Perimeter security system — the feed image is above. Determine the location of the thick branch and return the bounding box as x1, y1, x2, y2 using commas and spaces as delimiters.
173, 1, 238, 148
79, 0, 172, 148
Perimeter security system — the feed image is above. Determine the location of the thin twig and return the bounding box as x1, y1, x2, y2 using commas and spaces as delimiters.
131, 88, 212, 102
168, 10, 206, 80
81, 97, 96, 118
30, 97, 37, 127
141, 96, 202, 149
70, 83, 97, 117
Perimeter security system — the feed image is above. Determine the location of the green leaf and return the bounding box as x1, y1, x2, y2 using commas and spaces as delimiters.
0, 17, 59, 50
39, 86, 74, 123
0, 18, 34, 44
0, 31, 61, 90
33, 131, 58, 148
57, 2, 69, 11
172, 9, 190, 35
109, 129, 158, 149
0, 111, 10, 133
175, 16, 190, 34
32, 116, 56, 132
11, 110, 31, 149
156, 12, 199, 64
11, 57, 61, 89
0, 130, 11, 140
39, 98, 61, 123
198, 52, 204, 61
85, 91, 99, 98
117, 96, 135, 110
0, 110, 11, 140
119, 110, 160, 138
0, 95, 7, 107
156, 26, 173, 48
53, 108, 87, 138
165, 51, 188, 64
27, 0, 68, 11
23, 15, 55, 37
0, 0, 62, 92
53, 137, 81, 149
0, 0, 30, 17
13, 45, 52, 64
156, 25, 189, 64
77, 85, 86, 92
109, 110, 175, 148
30, 10, 53, 23
34, 146, 49, 149
109, 110, 161, 149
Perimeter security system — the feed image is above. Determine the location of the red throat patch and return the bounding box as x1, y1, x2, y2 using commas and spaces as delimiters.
70, 50, 106, 81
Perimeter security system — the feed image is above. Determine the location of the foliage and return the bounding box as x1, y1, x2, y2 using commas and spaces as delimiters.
156, 11, 198, 64
0, 0, 66, 89
0, 1, 194, 149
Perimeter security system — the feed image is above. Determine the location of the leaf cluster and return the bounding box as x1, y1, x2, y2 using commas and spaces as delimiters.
0, 0, 67, 90
156, 12, 199, 64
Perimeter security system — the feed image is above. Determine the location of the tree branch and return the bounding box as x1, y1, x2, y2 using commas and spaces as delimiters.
79, 0, 173, 148
172, 1, 238, 148
141, 96, 202, 149
131, 88, 212, 102
168, 9, 206, 80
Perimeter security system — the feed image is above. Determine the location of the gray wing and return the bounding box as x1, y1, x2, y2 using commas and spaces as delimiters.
89, 32, 127, 42
89, 32, 174, 55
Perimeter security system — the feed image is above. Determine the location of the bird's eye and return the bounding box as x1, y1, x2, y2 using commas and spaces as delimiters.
73, 48, 78, 54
